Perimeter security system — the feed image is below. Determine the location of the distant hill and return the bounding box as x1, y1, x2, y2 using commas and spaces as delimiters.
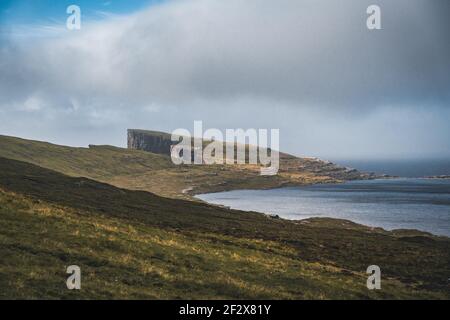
1, 156, 449, 299
0, 133, 376, 200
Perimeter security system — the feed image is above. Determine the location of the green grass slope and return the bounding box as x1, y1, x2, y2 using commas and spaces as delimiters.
0, 157, 449, 299
0, 134, 373, 200
0, 135, 173, 178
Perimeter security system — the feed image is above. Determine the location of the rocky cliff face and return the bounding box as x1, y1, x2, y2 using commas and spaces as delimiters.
127, 129, 173, 155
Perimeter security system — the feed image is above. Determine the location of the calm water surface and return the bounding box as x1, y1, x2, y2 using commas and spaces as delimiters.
196, 179, 450, 237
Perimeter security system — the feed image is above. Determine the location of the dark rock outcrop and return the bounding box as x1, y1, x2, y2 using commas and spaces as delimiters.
127, 129, 173, 156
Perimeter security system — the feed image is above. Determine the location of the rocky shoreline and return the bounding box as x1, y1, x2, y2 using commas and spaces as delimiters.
424, 175, 450, 179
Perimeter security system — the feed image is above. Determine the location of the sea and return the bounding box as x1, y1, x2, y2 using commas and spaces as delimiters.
196, 160, 450, 237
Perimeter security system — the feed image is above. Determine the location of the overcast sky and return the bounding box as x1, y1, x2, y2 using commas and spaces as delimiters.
0, 0, 449, 160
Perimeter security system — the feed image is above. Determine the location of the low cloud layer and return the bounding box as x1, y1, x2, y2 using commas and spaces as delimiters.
1, 0, 449, 159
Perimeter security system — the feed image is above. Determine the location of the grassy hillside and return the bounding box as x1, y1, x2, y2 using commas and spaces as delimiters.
0, 134, 375, 200
0, 135, 173, 177
0, 157, 449, 299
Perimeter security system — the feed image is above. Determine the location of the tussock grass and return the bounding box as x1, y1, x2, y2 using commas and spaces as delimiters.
0, 157, 449, 299
1, 189, 446, 299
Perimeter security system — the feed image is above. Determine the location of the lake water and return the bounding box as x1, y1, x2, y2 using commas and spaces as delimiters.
196, 179, 450, 237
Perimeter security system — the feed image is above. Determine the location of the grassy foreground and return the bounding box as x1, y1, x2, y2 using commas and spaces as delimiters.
0, 157, 449, 299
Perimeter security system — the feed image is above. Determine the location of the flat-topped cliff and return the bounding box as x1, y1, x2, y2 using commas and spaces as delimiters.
127, 129, 173, 155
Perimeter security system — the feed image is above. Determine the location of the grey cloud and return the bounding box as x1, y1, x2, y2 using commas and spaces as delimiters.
0, 0, 449, 158
2, 0, 449, 109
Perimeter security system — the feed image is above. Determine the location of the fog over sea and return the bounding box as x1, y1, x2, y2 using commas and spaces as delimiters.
197, 160, 450, 237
